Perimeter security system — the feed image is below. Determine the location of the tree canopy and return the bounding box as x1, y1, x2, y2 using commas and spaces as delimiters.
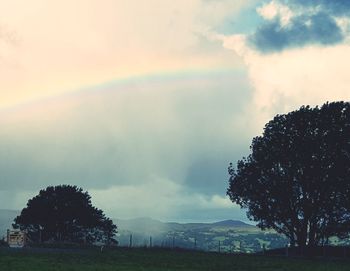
13, 185, 117, 245
227, 101, 350, 247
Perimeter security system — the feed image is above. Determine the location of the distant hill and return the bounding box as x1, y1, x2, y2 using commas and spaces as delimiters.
115, 217, 287, 252
116, 218, 254, 233
212, 220, 255, 228
0, 209, 19, 238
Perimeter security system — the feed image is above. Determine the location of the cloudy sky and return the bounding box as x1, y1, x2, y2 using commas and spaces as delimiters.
1, 0, 350, 223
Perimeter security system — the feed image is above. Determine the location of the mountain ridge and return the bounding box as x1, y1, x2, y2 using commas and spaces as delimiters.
116, 217, 254, 228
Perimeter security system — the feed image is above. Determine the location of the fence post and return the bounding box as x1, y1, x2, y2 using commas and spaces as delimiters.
323, 246, 326, 258
129, 234, 133, 248
285, 245, 289, 257
172, 235, 175, 249
149, 236, 152, 248
194, 236, 197, 250
218, 241, 221, 253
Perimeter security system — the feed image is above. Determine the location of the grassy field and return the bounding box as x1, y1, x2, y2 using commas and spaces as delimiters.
1, 247, 350, 271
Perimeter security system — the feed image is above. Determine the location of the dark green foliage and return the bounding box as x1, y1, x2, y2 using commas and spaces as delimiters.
227, 102, 350, 247
13, 185, 117, 244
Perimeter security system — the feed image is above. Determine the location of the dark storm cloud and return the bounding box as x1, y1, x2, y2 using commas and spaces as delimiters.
249, 12, 343, 53
249, 0, 350, 53
184, 146, 249, 196
289, 0, 350, 16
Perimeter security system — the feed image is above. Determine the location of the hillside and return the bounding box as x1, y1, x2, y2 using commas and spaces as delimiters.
116, 217, 287, 252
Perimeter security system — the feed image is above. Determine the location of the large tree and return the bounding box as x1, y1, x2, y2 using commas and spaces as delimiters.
13, 185, 117, 244
227, 102, 350, 247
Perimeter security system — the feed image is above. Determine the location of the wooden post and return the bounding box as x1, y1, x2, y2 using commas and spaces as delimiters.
194, 236, 197, 250
129, 234, 133, 248
172, 235, 175, 249
149, 236, 152, 248
24, 231, 27, 247
285, 245, 289, 257
218, 241, 221, 253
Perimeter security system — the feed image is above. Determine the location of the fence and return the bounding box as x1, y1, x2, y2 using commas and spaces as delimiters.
120, 233, 266, 254
119, 233, 350, 258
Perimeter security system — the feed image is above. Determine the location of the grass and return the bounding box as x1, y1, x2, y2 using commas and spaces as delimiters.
1, 247, 350, 271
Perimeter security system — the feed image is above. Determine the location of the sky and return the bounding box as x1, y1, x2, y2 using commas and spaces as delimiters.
1, 0, 350, 223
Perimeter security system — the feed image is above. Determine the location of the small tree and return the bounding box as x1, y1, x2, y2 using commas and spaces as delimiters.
13, 185, 117, 244
227, 102, 350, 247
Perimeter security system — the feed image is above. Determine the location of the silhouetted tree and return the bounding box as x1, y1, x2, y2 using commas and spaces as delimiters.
13, 185, 117, 244
227, 102, 350, 248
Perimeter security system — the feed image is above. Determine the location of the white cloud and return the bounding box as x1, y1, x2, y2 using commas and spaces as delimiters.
215, 32, 350, 133
257, 1, 293, 27
257, 1, 279, 20
335, 17, 350, 37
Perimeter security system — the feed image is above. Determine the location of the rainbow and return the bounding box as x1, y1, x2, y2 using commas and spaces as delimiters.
0, 67, 246, 117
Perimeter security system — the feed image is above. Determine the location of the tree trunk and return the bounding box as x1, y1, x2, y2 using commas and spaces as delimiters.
297, 236, 307, 248
308, 222, 317, 247
290, 236, 295, 247
296, 223, 308, 248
